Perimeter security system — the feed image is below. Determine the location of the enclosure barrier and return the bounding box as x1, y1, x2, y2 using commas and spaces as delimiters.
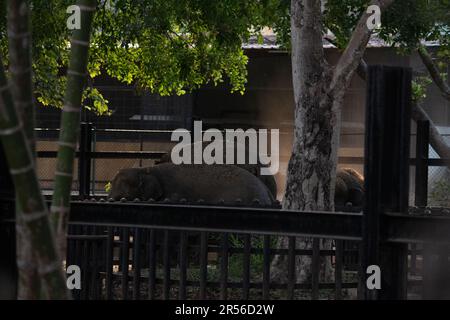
1, 65, 450, 300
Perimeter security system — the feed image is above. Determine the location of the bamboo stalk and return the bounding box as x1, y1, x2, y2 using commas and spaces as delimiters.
7, 0, 41, 299
0, 57, 68, 299
51, 0, 97, 258
8, 0, 36, 155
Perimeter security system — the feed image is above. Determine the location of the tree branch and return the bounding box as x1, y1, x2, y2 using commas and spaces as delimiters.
329, 0, 395, 95
418, 45, 450, 102
411, 102, 450, 168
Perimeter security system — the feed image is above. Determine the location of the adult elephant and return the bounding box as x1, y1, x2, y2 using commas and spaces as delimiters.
334, 168, 364, 207
158, 140, 278, 198
109, 163, 276, 266
109, 162, 276, 206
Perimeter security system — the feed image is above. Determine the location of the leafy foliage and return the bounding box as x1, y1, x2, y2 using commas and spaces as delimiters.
323, 0, 449, 102
412, 75, 433, 102
430, 177, 450, 207
1, 1, 448, 115
0, 0, 283, 114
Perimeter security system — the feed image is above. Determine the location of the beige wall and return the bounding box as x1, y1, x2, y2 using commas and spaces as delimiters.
36, 47, 449, 200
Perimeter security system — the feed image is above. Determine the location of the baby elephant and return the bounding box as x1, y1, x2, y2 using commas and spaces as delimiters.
109, 163, 275, 206
335, 168, 364, 207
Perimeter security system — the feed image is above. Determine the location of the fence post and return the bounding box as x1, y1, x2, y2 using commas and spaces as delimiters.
78, 122, 93, 199
415, 120, 429, 207
0, 143, 17, 299
362, 66, 412, 300
416, 120, 450, 299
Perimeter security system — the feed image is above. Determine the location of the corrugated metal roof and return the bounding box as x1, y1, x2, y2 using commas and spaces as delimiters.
242, 33, 440, 50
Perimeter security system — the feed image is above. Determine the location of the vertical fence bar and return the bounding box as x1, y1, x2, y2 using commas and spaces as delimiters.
220, 233, 229, 300
178, 231, 187, 300
132, 228, 142, 300
105, 226, 114, 300
415, 120, 429, 207
422, 243, 434, 299
78, 122, 92, 199
311, 238, 320, 300
81, 228, 90, 300
414, 120, 430, 292
262, 235, 271, 299
357, 242, 365, 300
121, 228, 130, 300
73, 226, 82, 300
91, 127, 96, 195
148, 229, 156, 300
199, 232, 208, 300
163, 230, 171, 300
410, 244, 417, 276
242, 234, 251, 300
335, 240, 343, 300
90, 235, 99, 299
287, 236, 296, 300
0, 145, 15, 297
363, 65, 411, 300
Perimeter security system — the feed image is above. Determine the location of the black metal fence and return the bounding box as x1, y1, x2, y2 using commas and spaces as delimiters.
61, 200, 450, 300
2, 66, 450, 300
65, 204, 362, 300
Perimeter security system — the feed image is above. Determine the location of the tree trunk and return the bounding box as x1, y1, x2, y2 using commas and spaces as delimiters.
7, 0, 41, 299
271, 0, 335, 285
0, 58, 68, 299
271, 0, 394, 289
51, 0, 96, 259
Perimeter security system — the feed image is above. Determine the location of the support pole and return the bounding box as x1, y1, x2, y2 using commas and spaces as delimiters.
78, 122, 92, 199
362, 66, 412, 300
0, 143, 17, 299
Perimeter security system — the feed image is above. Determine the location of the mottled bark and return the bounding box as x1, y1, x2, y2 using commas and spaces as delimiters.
271, 0, 334, 285
7, 0, 40, 299
51, 0, 96, 258
272, 0, 395, 287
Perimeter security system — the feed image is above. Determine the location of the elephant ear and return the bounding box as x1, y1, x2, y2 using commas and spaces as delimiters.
139, 172, 163, 201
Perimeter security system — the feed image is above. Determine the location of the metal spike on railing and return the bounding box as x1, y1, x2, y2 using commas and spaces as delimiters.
235, 198, 242, 205
133, 198, 140, 202
197, 199, 205, 204
120, 197, 127, 202
163, 198, 171, 203
180, 198, 187, 204
99, 198, 105, 202
108, 198, 114, 202
148, 198, 155, 203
